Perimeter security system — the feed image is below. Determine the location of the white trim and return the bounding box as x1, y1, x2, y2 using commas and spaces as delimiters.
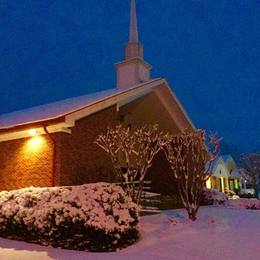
64, 79, 194, 130
115, 57, 152, 70
0, 123, 71, 143
162, 80, 196, 130
0, 79, 162, 131
154, 88, 183, 131
0, 78, 195, 142
65, 80, 162, 125
117, 88, 154, 109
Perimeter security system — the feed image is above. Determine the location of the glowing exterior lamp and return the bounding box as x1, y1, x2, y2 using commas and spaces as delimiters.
26, 128, 44, 152
29, 129, 38, 136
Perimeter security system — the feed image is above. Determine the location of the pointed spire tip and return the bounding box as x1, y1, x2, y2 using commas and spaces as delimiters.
129, 0, 139, 43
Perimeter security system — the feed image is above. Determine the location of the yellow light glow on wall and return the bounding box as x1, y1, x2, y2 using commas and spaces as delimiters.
26, 136, 45, 153
206, 178, 211, 189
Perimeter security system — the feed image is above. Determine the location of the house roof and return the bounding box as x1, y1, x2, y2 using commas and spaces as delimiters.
0, 88, 117, 130
207, 157, 224, 173
206, 155, 241, 179
0, 78, 195, 142
206, 157, 232, 178
208, 155, 235, 172
221, 155, 234, 164
0, 79, 160, 131
230, 168, 242, 178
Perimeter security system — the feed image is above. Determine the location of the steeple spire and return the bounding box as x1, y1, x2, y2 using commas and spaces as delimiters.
115, 0, 152, 89
129, 0, 138, 43
125, 0, 143, 59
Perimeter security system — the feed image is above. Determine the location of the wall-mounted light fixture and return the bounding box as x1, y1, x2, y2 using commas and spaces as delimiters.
28, 129, 38, 136
26, 128, 44, 151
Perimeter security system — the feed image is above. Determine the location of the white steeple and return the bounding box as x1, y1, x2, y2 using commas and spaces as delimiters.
129, 0, 138, 43
115, 0, 152, 89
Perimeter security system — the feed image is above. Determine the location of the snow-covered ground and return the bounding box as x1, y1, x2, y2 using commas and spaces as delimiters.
1, 206, 260, 260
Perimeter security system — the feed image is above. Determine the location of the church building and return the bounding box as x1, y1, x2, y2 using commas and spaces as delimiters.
0, 0, 194, 194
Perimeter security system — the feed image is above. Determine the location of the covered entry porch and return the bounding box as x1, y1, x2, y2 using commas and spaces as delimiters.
206, 175, 229, 193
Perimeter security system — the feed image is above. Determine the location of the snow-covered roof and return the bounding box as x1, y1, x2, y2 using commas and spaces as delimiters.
0, 89, 116, 130
206, 157, 224, 173
230, 168, 242, 178
0, 78, 195, 143
221, 155, 234, 164
0, 79, 162, 131
207, 155, 236, 172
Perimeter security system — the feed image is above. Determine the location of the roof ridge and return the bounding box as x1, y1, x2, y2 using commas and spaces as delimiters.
0, 78, 163, 130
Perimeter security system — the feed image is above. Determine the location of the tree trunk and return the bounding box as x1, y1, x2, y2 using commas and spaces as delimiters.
187, 206, 198, 221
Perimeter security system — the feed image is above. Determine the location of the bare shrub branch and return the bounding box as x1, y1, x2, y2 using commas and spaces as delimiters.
95, 125, 169, 205
241, 153, 260, 196
163, 130, 220, 221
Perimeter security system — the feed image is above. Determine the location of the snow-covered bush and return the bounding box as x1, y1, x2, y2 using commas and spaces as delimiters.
201, 188, 228, 206
228, 198, 260, 210
0, 183, 139, 251
231, 195, 240, 200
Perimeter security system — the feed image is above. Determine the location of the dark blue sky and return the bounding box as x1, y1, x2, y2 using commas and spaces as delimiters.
0, 0, 259, 159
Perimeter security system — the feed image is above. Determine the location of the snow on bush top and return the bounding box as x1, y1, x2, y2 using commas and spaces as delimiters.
228, 198, 260, 209
0, 183, 139, 234
201, 188, 228, 205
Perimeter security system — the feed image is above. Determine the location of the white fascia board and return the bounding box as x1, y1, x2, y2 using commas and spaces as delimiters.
154, 87, 183, 132
162, 80, 196, 130
116, 87, 155, 109
0, 123, 71, 143
65, 79, 164, 125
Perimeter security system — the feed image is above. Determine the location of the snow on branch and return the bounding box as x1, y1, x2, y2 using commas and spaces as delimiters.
95, 125, 170, 205
241, 153, 260, 196
163, 130, 220, 221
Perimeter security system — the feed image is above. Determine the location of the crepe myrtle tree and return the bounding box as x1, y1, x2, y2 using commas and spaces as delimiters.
95, 124, 169, 205
163, 130, 220, 221
241, 153, 260, 197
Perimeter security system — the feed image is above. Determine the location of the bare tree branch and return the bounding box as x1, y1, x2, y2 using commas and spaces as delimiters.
163, 130, 220, 221
95, 125, 169, 205
241, 153, 260, 196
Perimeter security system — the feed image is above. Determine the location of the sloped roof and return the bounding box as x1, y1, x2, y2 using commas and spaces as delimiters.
207, 155, 235, 172
0, 89, 116, 130
206, 157, 224, 173
221, 155, 234, 164
230, 168, 242, 178
0, 79, 162, 131
0, 78, 195, 143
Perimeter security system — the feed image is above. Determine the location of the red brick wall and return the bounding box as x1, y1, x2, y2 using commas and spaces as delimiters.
56, 102, 179, 195
0, 136, 53, 191
55, 105, 119, 186
0, 96, 182, 194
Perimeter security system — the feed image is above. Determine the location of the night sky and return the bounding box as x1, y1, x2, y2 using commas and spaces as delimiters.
0, 0, 259, 160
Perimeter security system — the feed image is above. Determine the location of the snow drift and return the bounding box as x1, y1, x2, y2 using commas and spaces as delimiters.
0, 183, 139, 251
228, 198, 260, 209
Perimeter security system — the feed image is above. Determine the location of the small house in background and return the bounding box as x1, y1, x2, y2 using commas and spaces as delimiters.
0, 0, 194, 194
232, 168, 256, 196
206, 155, 241, 193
